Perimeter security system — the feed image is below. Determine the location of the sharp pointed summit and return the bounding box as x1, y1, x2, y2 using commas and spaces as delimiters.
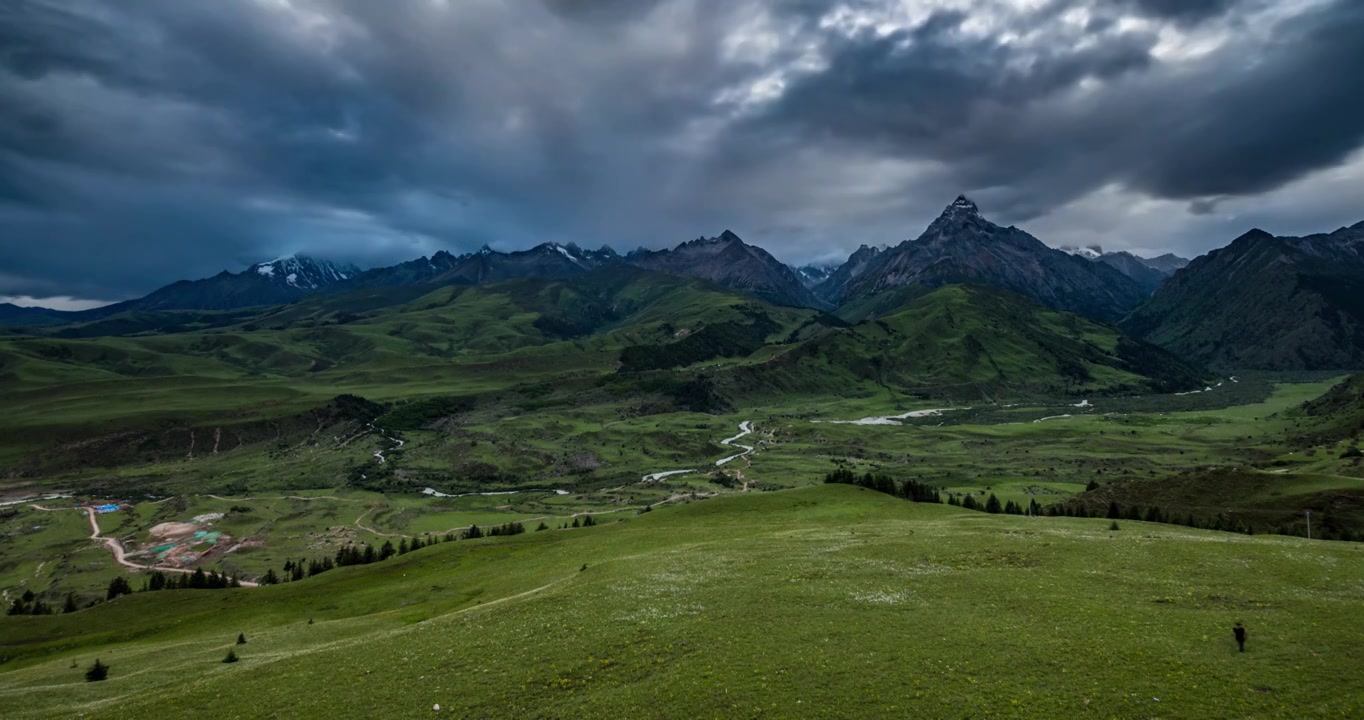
842, 197, 1147, 321
948, 195, 979, 215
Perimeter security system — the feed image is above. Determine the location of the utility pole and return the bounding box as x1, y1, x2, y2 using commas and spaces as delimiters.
1306, 510, 1312, 540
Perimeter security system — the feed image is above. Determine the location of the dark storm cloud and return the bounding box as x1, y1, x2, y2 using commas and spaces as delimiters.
732, 0, 1364, 223
1105, 0, 1241, 23
1, 0, 1362, 303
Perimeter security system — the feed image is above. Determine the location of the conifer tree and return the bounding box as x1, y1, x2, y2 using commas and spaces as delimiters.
1106, 501, 1121, 519
85, 659, 109, 682
380, 540, 396, 561
223, 648, 239, 664
237, 633, 247, 645
63, 593, 78, 614
985, 494, 1003, 514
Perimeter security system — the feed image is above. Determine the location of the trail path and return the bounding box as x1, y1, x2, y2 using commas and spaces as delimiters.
354, 506, 405, 537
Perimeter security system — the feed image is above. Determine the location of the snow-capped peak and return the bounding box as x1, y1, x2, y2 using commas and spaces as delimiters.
245, 254, 358, 290
950, 195, 978, 213
1060, 245, 1104, 260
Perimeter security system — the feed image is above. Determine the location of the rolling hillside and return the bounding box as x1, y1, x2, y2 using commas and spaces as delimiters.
1, 485, 1360, 719
738, 284, 1203, 399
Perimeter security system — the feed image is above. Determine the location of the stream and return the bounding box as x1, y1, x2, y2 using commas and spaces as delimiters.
641, 420, 755, 482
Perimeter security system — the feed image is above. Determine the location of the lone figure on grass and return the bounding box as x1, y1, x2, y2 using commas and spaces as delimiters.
1233, 622, 1248, 652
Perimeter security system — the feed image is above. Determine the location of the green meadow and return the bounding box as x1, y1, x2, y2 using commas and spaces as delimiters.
2, 485, 1362, 719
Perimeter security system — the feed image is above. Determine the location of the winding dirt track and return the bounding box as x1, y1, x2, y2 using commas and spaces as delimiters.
32, 504, 259, 587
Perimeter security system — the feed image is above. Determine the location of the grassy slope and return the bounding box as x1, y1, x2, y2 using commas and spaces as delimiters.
734, 285, 1202, 402
0, 274, 822, 457
1066, 375, 1364, 535
1, 485, 1361, 719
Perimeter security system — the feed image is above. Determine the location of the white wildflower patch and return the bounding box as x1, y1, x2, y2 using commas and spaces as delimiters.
850, 589, 914, 605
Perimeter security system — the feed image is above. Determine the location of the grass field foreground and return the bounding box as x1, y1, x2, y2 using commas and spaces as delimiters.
1, 485, 1361, 719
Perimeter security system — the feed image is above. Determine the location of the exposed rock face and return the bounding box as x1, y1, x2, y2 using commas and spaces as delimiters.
844, 196, 1148, 322
793, 263, 837, 288
626, 230, 820, 308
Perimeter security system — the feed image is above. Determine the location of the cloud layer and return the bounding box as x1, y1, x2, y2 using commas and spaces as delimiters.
1, 0, 1361, 301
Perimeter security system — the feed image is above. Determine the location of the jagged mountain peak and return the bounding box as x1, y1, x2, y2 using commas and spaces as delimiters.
843, 198, 1147, 321
626, 230, 820, 308
947, 195, 979, 215
246, 255, 359, 289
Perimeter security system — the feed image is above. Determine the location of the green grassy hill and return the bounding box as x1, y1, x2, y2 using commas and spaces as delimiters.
733, 285, 1203, 401
2, 485, 1361, 719
1280, 372, 1364, 447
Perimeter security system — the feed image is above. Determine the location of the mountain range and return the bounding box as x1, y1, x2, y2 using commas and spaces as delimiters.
1123, 222, 1364, 370
5, 198, 1362, 374
1059, 245, 1190, 294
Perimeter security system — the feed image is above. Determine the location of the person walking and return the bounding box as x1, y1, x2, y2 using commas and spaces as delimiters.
1233, 622, 1248, 652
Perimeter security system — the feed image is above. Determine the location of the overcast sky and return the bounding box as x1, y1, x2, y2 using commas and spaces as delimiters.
2, 0, 1362, 307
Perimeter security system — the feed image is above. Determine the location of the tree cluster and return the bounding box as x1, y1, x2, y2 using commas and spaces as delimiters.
7, 589, 55, 616
140, 569, 242, 592
823, 468, 943, 504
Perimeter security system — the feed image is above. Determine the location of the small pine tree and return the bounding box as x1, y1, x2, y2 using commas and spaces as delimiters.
63, 592, 78, 614
985, 494, 1003, 514
1107, 501, 1121, 519
536, 522, 549, 531
85, 659, 109, 682
1109, 521, 1121, 531
223, 648, 239, 664
236, 633, 247, 645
